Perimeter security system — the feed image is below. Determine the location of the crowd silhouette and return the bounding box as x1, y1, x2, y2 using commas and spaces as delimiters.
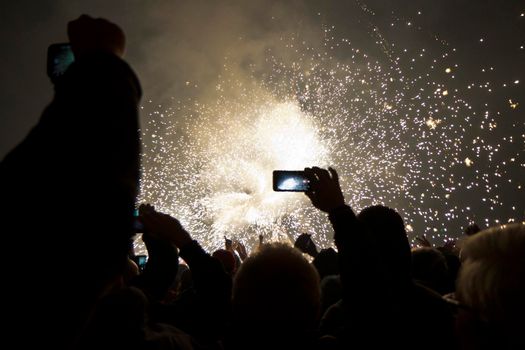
0, 15, 523, 350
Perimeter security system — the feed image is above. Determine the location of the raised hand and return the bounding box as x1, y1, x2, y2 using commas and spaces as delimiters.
138, 204, 192, 248
68, 14, 126, 59
304, 167, 345, 213
442, 239, 456, 251
225, 236, 233, 251
233, 240, 248, 261
294, 233, 318, 257
415, 235, 431, 247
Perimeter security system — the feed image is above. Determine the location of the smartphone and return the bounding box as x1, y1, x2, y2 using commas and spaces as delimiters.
272, 170, 310, 192
133, 208, 144, 232
47, 43, 75, 83
136, 255, 148, 272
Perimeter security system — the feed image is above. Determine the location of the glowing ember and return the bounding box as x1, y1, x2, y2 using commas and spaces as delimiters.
136, 5, 524, 252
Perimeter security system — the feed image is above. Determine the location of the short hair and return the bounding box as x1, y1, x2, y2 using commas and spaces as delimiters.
457, 224, 525, 326
232, 243, 320, 330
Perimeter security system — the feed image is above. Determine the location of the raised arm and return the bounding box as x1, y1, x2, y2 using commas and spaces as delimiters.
138, 204, 232, 340
304, 167, 386, 335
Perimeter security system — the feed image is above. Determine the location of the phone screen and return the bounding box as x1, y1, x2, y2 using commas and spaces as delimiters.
47, 43, 75, 83
133, 208, 144, 232
136, 255, 148, 272
273, 170, 310, 192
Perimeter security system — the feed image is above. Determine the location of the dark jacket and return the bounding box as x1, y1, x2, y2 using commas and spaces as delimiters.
150, 240, 232, 344
0, 52, 142, 349
327, 205, 457, 349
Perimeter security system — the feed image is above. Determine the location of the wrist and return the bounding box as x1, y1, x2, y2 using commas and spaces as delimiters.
174, 232, 192, 249
327, 204, 349, 216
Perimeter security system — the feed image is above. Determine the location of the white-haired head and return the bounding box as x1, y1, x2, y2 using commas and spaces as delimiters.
457, 223, 525, 346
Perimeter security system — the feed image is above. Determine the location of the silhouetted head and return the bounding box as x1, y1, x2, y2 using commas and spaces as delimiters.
320, 275, 342, 314
358, 205, 412, 283
79, 287, 147, 348
232, 243, 320, 339
456, 223, 525, 348
313, 247, 339, 279
124, 257, 140, 284
464, 223, 481, 236
212, 249, 237, 275
411, 247, 449, 294
457, 224, 525, 321
436, 247, 461, 294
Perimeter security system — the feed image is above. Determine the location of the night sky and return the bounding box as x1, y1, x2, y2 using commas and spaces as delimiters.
1, 0, 523, 249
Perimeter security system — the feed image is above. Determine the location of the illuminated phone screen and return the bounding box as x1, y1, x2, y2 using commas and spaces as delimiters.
273, 170, 310, 192
47, 43, 75, 83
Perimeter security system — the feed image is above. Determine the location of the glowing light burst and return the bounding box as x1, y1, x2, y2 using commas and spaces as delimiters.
140, 99, 335, 250
138, 8, 523, 252
192, 101, 333, 246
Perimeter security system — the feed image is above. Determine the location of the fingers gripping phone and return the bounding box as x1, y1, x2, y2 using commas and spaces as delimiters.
272, 170, 310, 192
47, 43, 75, 84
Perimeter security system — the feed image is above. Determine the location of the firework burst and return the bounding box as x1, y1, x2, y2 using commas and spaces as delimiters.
137, 7, 524, 253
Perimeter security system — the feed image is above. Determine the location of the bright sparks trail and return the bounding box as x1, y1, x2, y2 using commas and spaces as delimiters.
191, 101, 332, 247
140, 98, 334, 251
138, 5, 524, 253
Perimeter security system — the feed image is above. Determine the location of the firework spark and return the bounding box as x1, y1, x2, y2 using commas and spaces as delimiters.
137, 5, 524, 253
